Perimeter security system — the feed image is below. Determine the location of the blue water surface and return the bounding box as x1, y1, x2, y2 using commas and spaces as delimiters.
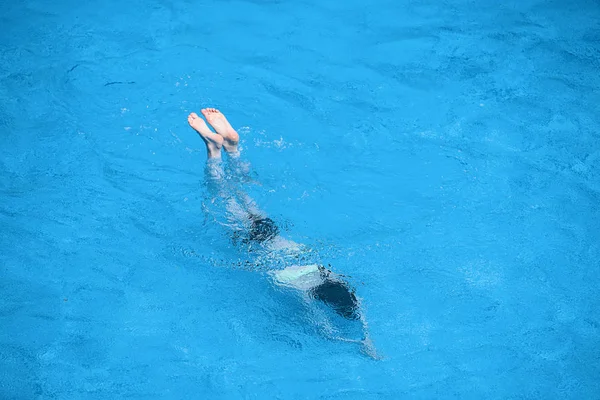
1, 0, 600, 398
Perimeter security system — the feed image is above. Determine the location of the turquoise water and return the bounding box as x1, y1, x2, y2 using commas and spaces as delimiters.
2, 0, 600, 398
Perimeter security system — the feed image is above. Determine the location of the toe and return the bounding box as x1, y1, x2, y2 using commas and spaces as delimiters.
190, 112, 199, 119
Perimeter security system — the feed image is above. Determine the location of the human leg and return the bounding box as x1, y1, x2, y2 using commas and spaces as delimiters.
190, 108, 302, 257
187, 112, 223, 159
201, 108, 240, 153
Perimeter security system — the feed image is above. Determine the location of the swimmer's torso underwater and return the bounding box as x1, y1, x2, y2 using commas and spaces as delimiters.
220, 206, 379, 359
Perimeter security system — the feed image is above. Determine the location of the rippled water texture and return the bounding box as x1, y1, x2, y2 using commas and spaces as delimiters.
1, 0, 599, 398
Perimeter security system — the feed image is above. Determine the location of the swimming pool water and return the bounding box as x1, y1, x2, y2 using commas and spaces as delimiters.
1, 0, 599, 398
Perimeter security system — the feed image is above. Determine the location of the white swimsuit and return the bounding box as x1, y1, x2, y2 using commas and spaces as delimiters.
270, 264, 324, 291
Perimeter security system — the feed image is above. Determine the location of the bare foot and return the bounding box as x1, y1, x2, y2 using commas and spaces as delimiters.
201, 108, 240, 153
187, 112, 223, 159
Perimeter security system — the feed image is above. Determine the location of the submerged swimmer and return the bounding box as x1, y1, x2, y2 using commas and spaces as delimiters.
188, 108, 378, 358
